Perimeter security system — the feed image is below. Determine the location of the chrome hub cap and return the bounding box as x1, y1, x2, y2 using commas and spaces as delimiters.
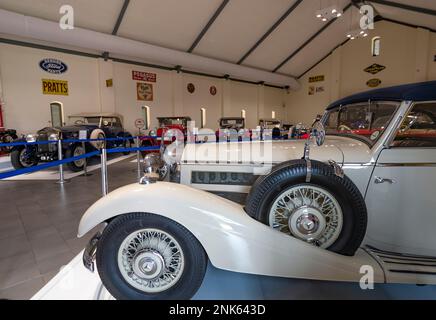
133, 251, 165, 280
117, 228, 184, 293
19, 149, 33, 167
269, 184, 343, 248
289, 206, 326, 241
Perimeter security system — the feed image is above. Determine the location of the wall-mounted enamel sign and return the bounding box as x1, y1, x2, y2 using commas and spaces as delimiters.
210, 86, 217, 96
308, 75, 325, 83
187, 83, 195, 94
42, 79, 69, 95
367, 78, 382, 88
364, 64, 386, 75
132, 71, 157, 82
39, 59, 68, 74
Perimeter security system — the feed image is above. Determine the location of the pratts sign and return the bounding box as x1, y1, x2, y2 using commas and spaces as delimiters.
42, 79, 69, 96
39, 59, 68, 74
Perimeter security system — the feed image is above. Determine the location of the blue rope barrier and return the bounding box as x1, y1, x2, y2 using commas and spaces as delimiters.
0, 150, 100, 180
0, 145, 161, 180
0, 135, 159, 148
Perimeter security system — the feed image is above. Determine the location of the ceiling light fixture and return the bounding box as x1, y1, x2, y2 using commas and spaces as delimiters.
346, 29, 368, 40
315, 5, 343, 22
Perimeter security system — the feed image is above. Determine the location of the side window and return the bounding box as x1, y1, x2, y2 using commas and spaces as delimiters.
114, 117, 123, 128
325, 110, 339, 130
392, 102, 436, 148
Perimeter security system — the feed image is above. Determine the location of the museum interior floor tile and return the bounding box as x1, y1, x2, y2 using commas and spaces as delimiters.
0, 155, 139, 299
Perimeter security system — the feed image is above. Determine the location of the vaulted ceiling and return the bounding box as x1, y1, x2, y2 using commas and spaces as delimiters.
0, 0, 435, 84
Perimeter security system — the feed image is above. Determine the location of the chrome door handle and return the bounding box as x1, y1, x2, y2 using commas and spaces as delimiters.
374, 177, 396, 184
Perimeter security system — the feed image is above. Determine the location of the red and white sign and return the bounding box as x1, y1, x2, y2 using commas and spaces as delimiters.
132, 71, 157, 82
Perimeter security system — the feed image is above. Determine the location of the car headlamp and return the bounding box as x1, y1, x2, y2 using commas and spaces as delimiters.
25, 134, 37, 143
141, 153, 167, 184
48, 133, 59, 141
149, 129, 157, 137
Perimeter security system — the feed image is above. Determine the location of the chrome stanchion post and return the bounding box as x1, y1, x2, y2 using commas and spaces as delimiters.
100, 146, 108, 196
136, 136, 141, 182
56, 138, 69, 184
58, 139, 64, 184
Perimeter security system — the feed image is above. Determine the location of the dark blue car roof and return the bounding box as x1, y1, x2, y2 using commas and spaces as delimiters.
327, 81, 436, 110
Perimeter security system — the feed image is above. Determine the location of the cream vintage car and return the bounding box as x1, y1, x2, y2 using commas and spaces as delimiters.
78, 81, 436, 300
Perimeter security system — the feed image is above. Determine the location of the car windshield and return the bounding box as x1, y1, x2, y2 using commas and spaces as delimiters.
69, 116, 101, 125
260, 120, 281, 128
220, 119, 244, 129
323, 101, 400, 146
159, 118, 189, 126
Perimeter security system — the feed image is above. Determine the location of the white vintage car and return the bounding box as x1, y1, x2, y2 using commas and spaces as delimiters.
78, 81, 436, 300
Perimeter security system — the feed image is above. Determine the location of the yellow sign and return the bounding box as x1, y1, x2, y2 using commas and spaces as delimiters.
309, 75, 325, 83
42, 79, 69, 96
367, 78, 382, 88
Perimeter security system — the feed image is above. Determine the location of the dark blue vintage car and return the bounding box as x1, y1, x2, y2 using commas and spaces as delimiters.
11, 113, 133, 171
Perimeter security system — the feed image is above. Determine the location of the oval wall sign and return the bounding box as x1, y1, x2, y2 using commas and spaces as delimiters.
187, 83, 195, 94
210, 86, 217, 96
366, 78, 382, 88
39, 58, 68, 74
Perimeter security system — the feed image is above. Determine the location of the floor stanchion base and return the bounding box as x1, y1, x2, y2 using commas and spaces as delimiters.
55, 179, 71, 184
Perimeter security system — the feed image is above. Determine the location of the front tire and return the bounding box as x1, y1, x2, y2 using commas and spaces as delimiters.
122, 138, 133, 155
96, 213, 207, 300
65, 144, 86, 172
245, 160, 367, 256
10, 148, 38, 169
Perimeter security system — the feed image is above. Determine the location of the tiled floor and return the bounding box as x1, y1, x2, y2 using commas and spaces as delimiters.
0, 155, 138, 299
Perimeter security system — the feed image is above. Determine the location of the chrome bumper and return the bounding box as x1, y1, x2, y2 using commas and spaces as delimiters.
82, 232, 101, 272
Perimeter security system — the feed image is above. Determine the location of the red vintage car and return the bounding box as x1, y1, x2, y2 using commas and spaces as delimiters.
141, 116, 191, 154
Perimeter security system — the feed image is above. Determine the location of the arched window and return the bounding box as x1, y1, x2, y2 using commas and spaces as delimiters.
200, 108, 207, 128
50, 102, 64, 127
241, 109, 246, 118
372, 36, 381, 56
272, 111, 276, 119
142, 106, 151, 130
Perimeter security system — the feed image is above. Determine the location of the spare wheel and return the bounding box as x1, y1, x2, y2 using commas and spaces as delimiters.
90, 129, 106, 149
245, 159, 367, 256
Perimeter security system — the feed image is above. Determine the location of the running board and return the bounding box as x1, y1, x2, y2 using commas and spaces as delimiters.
364, 246, 436, 285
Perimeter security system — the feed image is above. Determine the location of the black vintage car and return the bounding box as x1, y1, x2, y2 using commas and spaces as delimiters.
11, 113, 133, 172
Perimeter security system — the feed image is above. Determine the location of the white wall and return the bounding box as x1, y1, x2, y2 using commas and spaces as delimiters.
0, 43, 286, 134
285, 21, 436, 126
0, 44, 101, 132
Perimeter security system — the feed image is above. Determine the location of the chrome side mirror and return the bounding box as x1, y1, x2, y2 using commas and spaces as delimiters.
303, 120, 326, 160
311, 121, 326, 147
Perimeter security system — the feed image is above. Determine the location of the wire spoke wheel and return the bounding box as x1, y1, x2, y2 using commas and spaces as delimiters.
73, 146, 86, 167
269, 184, 343, 248
19, 149, 34, 167
117, 228, 184, 293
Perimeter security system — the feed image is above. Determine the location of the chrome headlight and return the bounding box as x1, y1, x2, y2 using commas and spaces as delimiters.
142, 153, 167, 183
48, 133, 59, 141
26, 134, 37, 143
149, 129, 157, 137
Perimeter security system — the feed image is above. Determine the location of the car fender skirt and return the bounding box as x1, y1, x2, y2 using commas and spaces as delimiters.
78, 182, 384, 283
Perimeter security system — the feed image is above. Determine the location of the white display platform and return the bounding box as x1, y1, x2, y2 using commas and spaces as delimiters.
32, 251, 436, 300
